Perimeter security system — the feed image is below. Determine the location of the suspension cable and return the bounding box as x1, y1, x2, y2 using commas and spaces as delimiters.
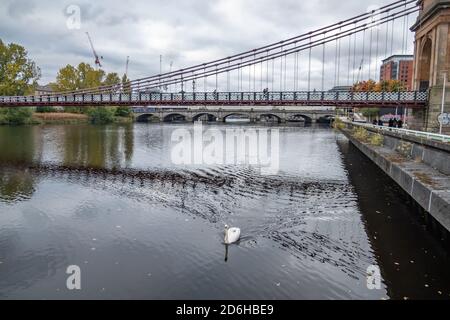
43, 0, 417, 96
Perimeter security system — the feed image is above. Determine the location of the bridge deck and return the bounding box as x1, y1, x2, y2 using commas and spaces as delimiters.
0, 91, 428, 108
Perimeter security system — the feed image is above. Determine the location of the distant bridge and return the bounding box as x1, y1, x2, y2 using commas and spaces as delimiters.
133, 106, 336, 123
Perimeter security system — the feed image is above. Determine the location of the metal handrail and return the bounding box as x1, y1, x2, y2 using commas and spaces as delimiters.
344, 120, 450, 143
0, 91, 429, 105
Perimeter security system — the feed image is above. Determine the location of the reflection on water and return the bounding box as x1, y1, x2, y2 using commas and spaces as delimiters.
0, 124, 449, 300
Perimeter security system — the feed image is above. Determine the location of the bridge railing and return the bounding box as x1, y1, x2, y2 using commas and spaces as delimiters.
344, 120, 450, 143
0, 91, 429, 105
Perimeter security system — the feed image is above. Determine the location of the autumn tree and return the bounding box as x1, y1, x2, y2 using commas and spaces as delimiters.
53, 63, 109, 92
352, 80, 378, 92
352, 79, 407, 92
0, 39, 41, 96
53, 63, 124, 113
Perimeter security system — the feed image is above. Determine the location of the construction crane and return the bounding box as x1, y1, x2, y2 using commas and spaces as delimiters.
85, 32, 103, 68
125, 56, 130, 78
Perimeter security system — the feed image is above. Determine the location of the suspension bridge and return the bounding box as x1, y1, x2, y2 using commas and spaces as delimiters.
0, 0, 447, 126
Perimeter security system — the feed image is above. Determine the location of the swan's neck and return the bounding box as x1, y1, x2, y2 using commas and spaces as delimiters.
224, 229, 229, 244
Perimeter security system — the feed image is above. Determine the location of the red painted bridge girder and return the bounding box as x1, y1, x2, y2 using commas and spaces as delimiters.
0, 100, 427, 109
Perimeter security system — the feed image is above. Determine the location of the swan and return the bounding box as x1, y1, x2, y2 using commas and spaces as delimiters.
224, 225, 241, 245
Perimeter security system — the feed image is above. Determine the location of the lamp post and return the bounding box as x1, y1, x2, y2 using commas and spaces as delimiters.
440, 72, 447, 135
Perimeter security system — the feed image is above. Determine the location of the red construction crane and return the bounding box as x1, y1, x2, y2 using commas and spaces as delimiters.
85, 32, 103, 68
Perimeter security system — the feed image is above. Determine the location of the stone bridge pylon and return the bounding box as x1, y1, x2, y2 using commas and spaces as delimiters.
411, 0, 450, 133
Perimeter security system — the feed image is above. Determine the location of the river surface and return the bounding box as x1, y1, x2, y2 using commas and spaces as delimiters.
0, 123, 449, 300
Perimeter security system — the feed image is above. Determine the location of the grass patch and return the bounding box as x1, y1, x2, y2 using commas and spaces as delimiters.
33, 112, 89, 124
333, 118, 346, 130
369, 133, 384, 146
353, 127, 369, 142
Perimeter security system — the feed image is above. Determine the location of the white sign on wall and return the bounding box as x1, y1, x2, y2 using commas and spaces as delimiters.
438, 113, 450, 126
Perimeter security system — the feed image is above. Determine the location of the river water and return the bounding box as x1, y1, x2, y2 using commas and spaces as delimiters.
0, 123, 449, 300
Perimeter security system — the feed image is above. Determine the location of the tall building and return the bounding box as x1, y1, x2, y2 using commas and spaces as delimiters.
34, 84, 54, 96
379, 55, 414, 90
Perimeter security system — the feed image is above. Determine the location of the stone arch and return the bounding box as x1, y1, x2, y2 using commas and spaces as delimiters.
192, 113, 218, 122
287, 114, 313, 123
136, 114, 161, 123
259, 114, 282, 123
418, 37, 432, 91
163, 113, 187, 122
317, 115, 335, 124
223, 113, 251, 123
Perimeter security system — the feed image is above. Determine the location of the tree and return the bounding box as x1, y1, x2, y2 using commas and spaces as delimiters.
352, 80, 378, 92
104, 72, 120, 88
353, 79, 407, 92
115, 106, 132, 117
53, 62, 110, 92
122, 74, 131, 94
361, 108, 380, 122
53, 63, 122, 113
88, 107, 115, 124
0, 39, 41, 96
53, 64, 79, 91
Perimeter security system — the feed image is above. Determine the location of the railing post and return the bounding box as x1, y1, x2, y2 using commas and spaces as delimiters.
280, 92, 283, 101
336, 91, 339, 101
229, 92, 231, 102
119, 93, 122, 102
307, 91, 310, 101
182, 91, 185, 101
414, 91, 417, 101
170, 93, 173, 101
193, 92, 196, 102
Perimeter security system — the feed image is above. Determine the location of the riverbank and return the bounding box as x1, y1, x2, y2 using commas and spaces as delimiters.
339, 123, 450, 234
0, 112, 133, 125
32, 112, 89, 124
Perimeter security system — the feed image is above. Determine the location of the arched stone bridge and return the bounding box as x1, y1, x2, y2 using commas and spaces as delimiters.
134, 107, 336, 123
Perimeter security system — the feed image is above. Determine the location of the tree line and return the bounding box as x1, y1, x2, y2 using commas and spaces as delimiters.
0, 39, 132, 124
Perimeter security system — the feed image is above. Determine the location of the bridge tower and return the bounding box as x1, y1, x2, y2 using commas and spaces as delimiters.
411, 0, 450, 133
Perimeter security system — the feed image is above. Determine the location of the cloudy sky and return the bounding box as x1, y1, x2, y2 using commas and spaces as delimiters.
0, 0, 417, 90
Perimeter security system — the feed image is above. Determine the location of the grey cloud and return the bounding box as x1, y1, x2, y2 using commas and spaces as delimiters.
0, 0, 416, 89
7, 0, 36, 19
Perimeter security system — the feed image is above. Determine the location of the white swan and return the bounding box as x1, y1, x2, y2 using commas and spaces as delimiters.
224, 225, 241, 245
